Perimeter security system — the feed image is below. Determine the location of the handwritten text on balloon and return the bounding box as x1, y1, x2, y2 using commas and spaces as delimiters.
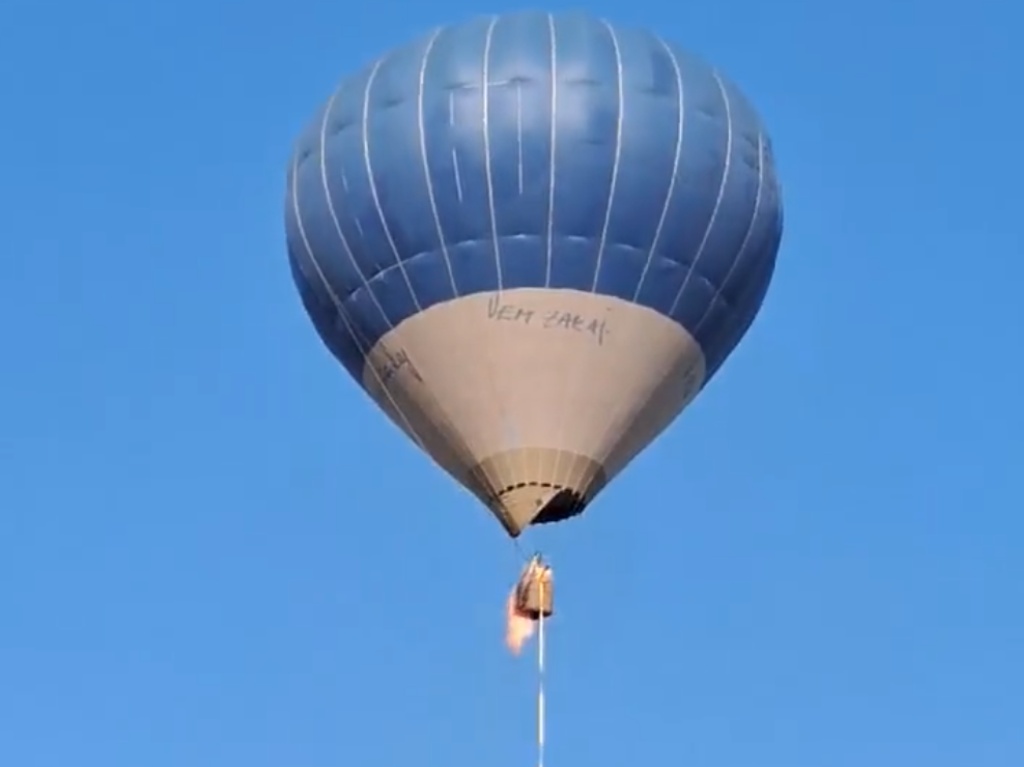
374, 348, 422, 386
486, 296, 610, 345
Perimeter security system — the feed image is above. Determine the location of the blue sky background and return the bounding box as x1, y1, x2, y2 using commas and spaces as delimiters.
2, 0, 1021, 765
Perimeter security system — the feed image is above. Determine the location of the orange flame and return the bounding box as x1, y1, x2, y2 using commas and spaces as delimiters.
505, 590, 536, 655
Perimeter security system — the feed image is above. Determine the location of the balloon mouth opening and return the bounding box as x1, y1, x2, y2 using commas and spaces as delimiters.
474, 450, 605, 536
489, 483, 590, 538
495, 485, 585, 528
532, 486, 587, 525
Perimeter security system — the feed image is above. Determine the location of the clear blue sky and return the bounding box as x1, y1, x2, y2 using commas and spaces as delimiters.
2, 0, 1021, 765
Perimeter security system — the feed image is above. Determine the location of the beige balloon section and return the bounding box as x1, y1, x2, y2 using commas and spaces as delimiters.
361, 287, 706, 536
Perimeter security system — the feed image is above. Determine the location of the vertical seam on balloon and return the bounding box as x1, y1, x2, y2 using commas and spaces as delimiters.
589, 19, 625, 293
667, 70, 733, 318
481, 16, 502, 292
315, 101, 493, 496
586, 36, 685, 495
527, 11, 557, 489
478, 14, 518, 488
568, 18, 622, 494
291, 156, 426, 454
318, 83, 394, 331
631, 36, 685, 303
448, 92, 464, 201
515, 82, 524, 194
417, 27, 460, 299
510, 41, 526, 482
362, 58, 424, 313
543, 13, 557, 288
549, 17, 622, 497
693, 129, 766, 337
705, 235, 775, 377
705, 171, 780, 374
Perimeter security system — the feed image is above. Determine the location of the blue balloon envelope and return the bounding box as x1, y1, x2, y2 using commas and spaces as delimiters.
286, 11, 783, 536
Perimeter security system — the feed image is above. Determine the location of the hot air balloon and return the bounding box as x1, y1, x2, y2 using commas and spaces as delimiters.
285, 11, 783, 539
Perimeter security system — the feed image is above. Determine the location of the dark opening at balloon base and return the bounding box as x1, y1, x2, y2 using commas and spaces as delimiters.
530, 487, 587, 525
490, 482, 591, 537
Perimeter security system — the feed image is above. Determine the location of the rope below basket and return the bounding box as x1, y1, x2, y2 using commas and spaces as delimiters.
537, 579, 546, 767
